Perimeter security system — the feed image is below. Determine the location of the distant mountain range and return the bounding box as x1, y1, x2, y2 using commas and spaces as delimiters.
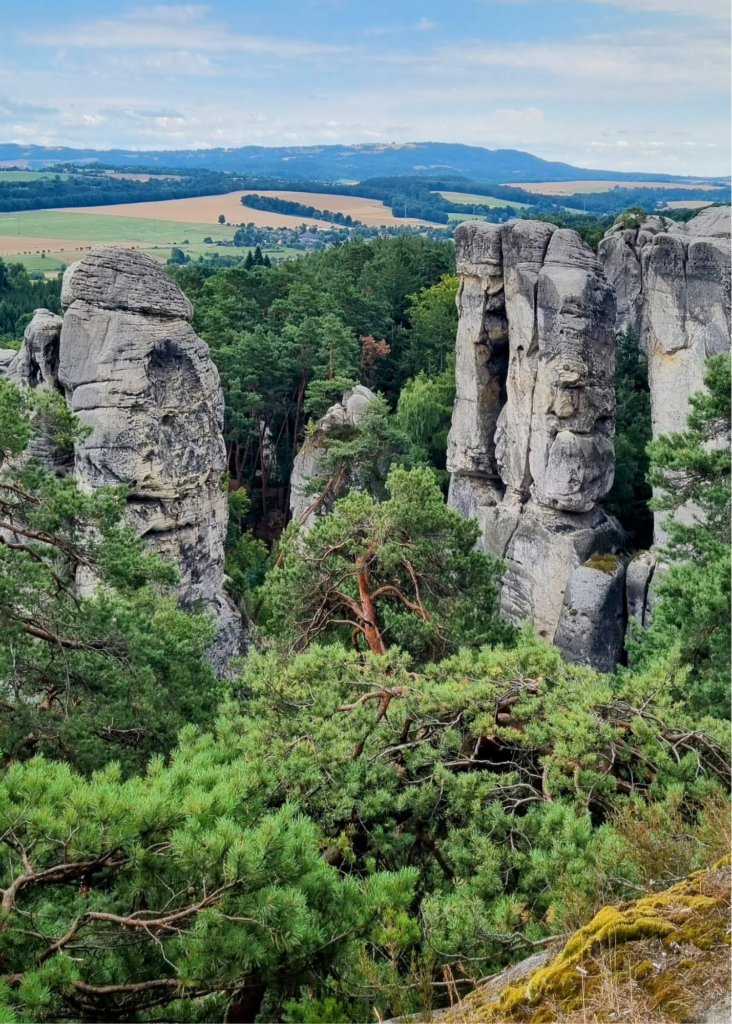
0, 141, 727, 184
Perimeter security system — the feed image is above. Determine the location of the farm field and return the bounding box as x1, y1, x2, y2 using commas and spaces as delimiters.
447, 212, 487, 223
434, 190, 531, 209
54, 190, 427, 228
0, 170, 70, 181
0, 188, 430, 269
0, 210, 239, 245
510, 179, 726, 195
664, 199, 716, 210
239, 190, 429, 226
0, 210, 295, 269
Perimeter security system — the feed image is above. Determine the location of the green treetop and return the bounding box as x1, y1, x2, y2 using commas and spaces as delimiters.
0, 380, 221, 775
261, 465, 513, 661
629, 354, 731, 717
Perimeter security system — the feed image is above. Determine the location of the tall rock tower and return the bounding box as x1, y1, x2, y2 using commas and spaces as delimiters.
448, 221, 625, 672
1, 247, 243, 675
598, 206, 731, 542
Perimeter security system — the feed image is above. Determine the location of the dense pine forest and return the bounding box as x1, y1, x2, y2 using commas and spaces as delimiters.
0, 226, 729, 1022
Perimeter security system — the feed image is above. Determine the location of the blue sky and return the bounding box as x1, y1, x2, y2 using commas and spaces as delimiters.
0, 1, 728, 175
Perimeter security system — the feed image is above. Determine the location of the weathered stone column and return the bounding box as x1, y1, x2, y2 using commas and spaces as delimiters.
448, 221, 626, 670
2, 247, 243, 675
598, 207, 731, 543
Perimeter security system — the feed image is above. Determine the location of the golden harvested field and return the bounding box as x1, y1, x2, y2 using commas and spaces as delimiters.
665, 199, 715, 210
54, 192, 323, 229
0, 236, 101, 257
509, 180, 724, 195
239, 190, 429, 226
54, 190, 428, 228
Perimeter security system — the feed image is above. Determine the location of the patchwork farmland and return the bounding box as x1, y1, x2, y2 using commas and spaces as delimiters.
0, 189, 426, 270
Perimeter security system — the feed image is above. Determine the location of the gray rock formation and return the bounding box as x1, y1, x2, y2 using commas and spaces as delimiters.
289, 385, 376, 529
448, 220, 625, 669
554, 554, 628, 673
599, 207, 731, 541
625, 550, 656, 628
2, 247, 242, 675
2, 309, 64, 390
1, 311, 73, 473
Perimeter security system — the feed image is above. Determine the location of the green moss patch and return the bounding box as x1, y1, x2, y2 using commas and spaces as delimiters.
443, 865, 731, 1024
584, 552, 620, 575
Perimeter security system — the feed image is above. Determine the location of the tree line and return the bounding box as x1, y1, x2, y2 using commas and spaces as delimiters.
241, 194, 362, 226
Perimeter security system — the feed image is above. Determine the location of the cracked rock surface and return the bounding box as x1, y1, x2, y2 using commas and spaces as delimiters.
448, 220, 624, 669
289, 385, 377, 530
599, 207, 731, 541
2, 247, 243, 675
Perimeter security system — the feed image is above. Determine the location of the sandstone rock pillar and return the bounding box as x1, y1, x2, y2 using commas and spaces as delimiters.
448, 221, 625, 670
2, 247, 243, 674
598, 207, 731, 543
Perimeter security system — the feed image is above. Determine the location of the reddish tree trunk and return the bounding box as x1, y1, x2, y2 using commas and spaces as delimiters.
355, 556, 386, 655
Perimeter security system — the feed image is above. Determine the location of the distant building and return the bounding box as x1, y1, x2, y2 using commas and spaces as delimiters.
299, 231, 320, 247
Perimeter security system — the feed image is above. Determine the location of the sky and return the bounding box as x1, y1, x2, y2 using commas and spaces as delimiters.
0, 0, 729, 176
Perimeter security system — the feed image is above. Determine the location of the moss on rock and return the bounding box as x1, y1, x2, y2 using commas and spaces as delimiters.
441, 865, 731, 1024
583, 552, 620, 575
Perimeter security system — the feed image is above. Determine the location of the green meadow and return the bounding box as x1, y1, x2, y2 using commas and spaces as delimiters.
0, 170, 70, 181
435, 190, 531, 209
0, 210, 238, 245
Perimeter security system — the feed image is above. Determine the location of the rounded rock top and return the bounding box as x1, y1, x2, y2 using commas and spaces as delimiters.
61, 246, 193, 320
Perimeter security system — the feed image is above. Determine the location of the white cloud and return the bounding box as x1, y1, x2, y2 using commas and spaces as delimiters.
416, 19, 436, 31
19, 6, 347, 58
488, 0, 728, 18
420, 29, 729, 94
0, 97, 57, 118
494, 107, 545, 124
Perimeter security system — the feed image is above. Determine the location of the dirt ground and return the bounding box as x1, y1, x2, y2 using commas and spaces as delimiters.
54, 190, 428, 228
0, 236, 100, 257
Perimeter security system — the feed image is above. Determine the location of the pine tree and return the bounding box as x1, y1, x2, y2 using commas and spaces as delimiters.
629, 354, 731, 716
0, 380, 221, 773
262, 465, 512, 660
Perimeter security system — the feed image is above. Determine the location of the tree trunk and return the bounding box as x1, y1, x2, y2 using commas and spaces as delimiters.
355, 556, 386, 655
257, 420, 268, 524
224, 981, 267, 1024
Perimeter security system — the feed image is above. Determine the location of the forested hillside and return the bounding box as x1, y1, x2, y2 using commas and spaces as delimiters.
0, 225, 729, 1023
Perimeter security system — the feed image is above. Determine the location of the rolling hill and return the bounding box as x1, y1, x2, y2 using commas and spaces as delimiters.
1, 141, 727, 185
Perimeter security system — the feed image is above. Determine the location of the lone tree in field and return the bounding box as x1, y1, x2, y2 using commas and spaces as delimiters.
218, 213, 226, 224
262, 466, 511, 661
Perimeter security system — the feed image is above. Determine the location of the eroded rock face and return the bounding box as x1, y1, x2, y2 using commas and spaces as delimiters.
448, 220, 624, 669
1, 311, 72, 473
3, 309, 64, 390
599, 208, 731, 541
2, 248, 242, 674
554, 554, 627, 673
626, 550, 656, 628
290, 385, 376, 530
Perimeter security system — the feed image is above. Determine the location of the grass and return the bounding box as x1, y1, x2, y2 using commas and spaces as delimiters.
6, 243, 303, 273
434, 190, 531, 210
447, 212, 488, 223
0, 210, 238, 245
9, 254, 68, 272
0, 170, 70, 182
